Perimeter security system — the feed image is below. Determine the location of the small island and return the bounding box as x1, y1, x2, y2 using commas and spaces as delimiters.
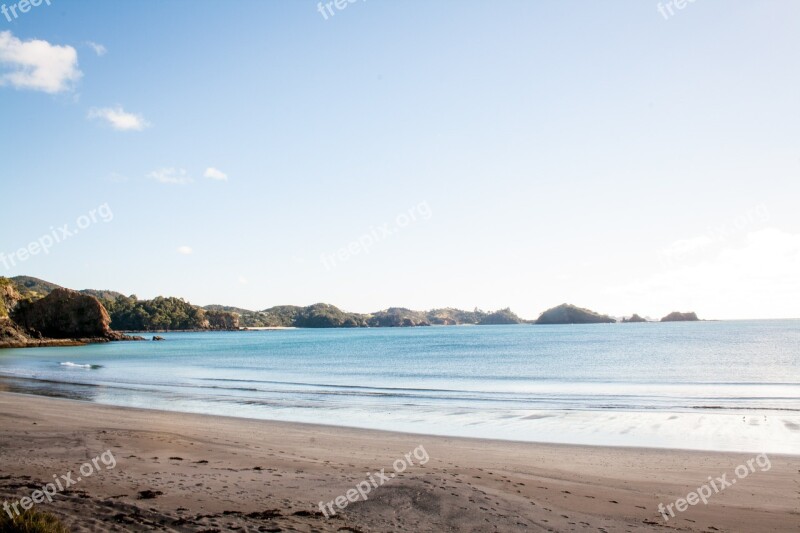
660, 311, 700, 322
535, 303, 616, 324
622, 314, 648, 323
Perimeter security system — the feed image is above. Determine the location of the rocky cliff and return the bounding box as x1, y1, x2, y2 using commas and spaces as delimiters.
0, 277, 21, 318
10, 288, 133, 342
0, 318, 30, 347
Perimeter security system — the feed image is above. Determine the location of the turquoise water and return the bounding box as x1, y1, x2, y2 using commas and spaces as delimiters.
1, 321, 799, 453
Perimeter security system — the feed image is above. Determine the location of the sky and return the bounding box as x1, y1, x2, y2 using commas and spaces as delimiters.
1, 0, 799, 320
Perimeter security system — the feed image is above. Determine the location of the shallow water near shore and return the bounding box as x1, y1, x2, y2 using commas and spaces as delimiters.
1, 321, 798, 453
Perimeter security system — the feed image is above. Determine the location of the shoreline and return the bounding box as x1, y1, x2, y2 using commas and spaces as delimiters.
4, 389, 788, 455
1, 366, 797, 454
2, 380, 797, 455
1, 392, 798, 531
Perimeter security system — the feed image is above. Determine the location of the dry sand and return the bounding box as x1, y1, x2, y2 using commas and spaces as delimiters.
0, 392, 797, 532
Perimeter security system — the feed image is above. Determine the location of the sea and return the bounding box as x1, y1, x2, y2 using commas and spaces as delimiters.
1, 321, 798, 453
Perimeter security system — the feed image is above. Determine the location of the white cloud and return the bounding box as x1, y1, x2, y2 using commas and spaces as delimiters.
88, 106, 149, 131
0, 30, 82, 93
606, 228, 800, 319
177, 246, 193, 255
204, 167, 228, 181
86, 41, 107, 56
107, 172, 128, 183
660, 235, 715, 257
148, 168, 192, 185
238, 275, 248, 285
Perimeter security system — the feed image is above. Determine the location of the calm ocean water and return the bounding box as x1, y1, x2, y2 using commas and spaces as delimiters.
1, 321, 798, 453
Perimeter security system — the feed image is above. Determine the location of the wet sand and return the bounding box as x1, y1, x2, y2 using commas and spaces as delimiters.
0, 392, 797, 532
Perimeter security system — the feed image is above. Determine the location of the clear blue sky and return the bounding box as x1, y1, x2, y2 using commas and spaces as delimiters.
1, 1, 799, 319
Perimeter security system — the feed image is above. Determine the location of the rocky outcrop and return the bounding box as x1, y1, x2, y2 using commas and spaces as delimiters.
0, 318, 31, 348
205, 310, 240, 330
0, 278, 21, 318
660, 311, 699, 322
0, 318, 101, 348
12, 288, 129, 341
622, 314, 647, 323
535, 304, 616, 324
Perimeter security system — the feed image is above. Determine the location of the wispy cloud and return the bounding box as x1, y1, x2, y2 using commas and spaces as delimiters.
204, 167, 228, 181
0, 30, 82, 93
177, 246, 193, 255
660, 235, 715, 257
148, 167, 192, 185
86, 41, 107, 57
88, 106, 149, 131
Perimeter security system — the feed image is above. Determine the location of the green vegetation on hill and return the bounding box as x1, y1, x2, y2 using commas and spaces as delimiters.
622, 314, 648, 323
478, 308, 522, 325
6, 277, 240, 332
14, 274, 701, 332
204, 305, 276, 327
660, 311, 699, 322
80, 288, 125, 301
244, 303, 370, 328
0, 277, 13, 318
97, 295, 238, 331
536, 303, 616, 324
369, 308, 430, 327
9, 275, 62, 301
426, 308, 478, 325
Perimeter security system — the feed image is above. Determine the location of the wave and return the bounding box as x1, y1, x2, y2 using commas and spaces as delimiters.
60, 362, 103, 369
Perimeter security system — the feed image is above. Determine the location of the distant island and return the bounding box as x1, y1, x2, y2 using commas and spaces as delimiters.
535, 303, 616, 324
622, 314, 647, 323
660, 311, 700, 322
0, 275, 702, 348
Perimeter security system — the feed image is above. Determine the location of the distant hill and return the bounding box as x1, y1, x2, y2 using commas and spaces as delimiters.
369, 308, 430, 327
97, 294, 239, 331
426, 308, 478, 325
660, 311, 699, 322
10, 275, 62, 300
535, 304, 616, 324
478, 308, 522, 325
80, 289, 125, 301
4, 275, 700, 331
204, 304, 255, 315
622, 314, 648, 323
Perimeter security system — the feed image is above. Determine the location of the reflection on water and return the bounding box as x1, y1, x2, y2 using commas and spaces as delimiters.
0, 375, 98, 401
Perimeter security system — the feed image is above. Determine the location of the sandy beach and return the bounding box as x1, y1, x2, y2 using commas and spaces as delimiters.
0, 392, 797, 532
